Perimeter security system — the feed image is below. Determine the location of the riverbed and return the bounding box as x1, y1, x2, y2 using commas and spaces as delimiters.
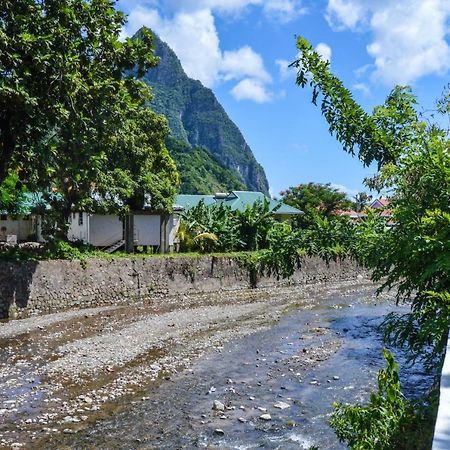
0, 279, 433, 449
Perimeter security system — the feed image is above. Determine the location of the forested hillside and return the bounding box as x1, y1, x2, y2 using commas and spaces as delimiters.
136, 29, 270, 194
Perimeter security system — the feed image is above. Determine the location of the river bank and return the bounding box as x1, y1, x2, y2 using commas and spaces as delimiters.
0, 255, 361, 319
0, 278, 433, 449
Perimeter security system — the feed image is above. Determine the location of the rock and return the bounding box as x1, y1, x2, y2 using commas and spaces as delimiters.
212, 400, 225, 411
208, 386, 216, 394
214, 428, 225, 435
79, 395, 93, 404
333, 375, 340, 380
273, 401, 290, 410
238, 417, 247, 423
259, 414, 272, 421
256, 406, 267, 412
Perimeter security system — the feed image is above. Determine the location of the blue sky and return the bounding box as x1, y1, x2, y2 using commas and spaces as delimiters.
117, 0, 450, 198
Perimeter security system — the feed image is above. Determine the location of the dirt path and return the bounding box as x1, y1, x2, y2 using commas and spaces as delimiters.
0, 278, 376, 448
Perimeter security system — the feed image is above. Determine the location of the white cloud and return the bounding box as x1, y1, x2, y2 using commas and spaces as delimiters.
354, 63, 372, 78
275, 59, 295, 80
326, 0, 368, 30
262, 0, 308, 23
325, 0, 450, 85
124, 8, 223, 87
122, 4, 276, 101
331, 183, 359, 198
164, 0, 260, 14
315, 42, 332, 62
353, 82, 371, 96
222, 46, 272, 83
230, 78, 273, 103
165, 0, 307, 22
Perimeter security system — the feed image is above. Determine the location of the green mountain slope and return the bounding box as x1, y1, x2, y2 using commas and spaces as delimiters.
138, 29, 270, 195
167, 138, 246, 194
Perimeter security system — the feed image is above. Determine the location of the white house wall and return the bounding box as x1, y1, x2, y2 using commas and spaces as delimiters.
68, 212, 89, 243
0, 217, 34, 241
168, 215, 180, 247
134, 215, 160, 246
89, 215, 123, 247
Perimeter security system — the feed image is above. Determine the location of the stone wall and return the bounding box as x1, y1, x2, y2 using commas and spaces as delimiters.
0, 255, 363, 319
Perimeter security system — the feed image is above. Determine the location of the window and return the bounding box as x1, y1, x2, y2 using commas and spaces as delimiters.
0, 214, 7, 221
78, 212, 83, 226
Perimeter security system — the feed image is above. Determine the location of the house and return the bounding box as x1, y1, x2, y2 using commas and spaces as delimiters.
335, 209, 363, 223
175, 191, 303, 220
67, 210, 181, 253
2, 190, 300, 252
0, 213, 35, 242
0, 192, 179, 252
0, 193, 44, 242
369, 198, 393, 224
369, 198, 390, 210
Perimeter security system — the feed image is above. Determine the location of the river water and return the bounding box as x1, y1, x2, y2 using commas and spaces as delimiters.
42, 284, 434, 450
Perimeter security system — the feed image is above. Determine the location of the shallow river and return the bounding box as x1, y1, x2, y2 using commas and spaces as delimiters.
43, 285, 433, 450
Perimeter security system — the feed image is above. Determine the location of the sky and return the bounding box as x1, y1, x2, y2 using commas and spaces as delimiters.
117, 0, 450, 198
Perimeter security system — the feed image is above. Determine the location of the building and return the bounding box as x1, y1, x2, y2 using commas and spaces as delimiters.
175, 191, 303, 220
0, 193, 44, 243
67, 211, 181, 253
2, 190, 301, 252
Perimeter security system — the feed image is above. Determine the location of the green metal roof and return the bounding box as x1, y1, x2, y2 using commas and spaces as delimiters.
175, 191, 303, 215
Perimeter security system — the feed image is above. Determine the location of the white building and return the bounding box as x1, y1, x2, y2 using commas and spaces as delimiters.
67, 211, 180, 253
0, 213, 37, 242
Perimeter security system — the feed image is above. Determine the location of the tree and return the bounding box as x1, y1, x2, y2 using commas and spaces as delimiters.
236, 199, 277, 251
280, 182, 351, 228
293, 37, 450, 448
353, 192, 372, 212
0, 172, 27, 215
293, 37, 423, 170
0, 1, 178, 239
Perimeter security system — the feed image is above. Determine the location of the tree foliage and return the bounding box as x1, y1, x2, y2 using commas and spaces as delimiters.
0, 1, 178, 239
179, 199, 278, 253
281, 182, 351, 228
292, 38, 423, 170
330, 350, 406, 450
330, 349, 434, 450
166, 137, 246, 194
293, 36, 450, 448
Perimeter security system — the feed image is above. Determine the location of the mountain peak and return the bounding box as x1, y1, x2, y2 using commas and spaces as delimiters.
138, 31, 270, 194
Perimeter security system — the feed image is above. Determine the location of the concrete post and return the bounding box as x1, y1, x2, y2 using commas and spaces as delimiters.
124, 213, 135, 253
159, 214, 168, 254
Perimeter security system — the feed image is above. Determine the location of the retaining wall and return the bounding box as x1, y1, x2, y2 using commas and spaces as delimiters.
0, 255, 363, 319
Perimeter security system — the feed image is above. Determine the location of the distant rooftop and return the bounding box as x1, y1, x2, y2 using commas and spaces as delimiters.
176, 191, 303, 215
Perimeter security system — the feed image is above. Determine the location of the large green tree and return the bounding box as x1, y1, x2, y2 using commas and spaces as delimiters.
280, 182, 351, 228
0, 1, 178, 238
